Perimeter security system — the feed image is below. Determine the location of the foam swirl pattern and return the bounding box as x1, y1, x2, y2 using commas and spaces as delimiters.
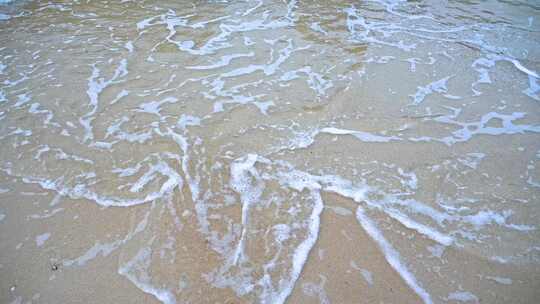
1, 1, 539, 303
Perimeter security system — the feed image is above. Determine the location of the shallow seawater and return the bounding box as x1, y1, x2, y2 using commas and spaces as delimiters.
0, 0, 539, 303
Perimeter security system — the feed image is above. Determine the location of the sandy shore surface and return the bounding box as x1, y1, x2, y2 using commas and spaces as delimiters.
1, 0, 540, 303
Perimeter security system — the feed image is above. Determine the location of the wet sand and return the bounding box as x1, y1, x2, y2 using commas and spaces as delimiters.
1, 0, 540, 303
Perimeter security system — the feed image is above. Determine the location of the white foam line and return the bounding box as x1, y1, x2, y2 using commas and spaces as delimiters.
226, 155, 324, 304
321, 127, 400, 143
150, 5, 295, 56
81, 59, 128, 142
35, 232, 51, 247
383, 208, 453, 246
485, 276, 512, 285
63, 240, 123, 266
447, 291, 479, 303
110, 89, 129, 105
190, 15, 230, 29
19, 168, 181, 207
64, 207, 151, 267
125, 41, 134, 53
273, 190, 323, 304
506, 58, 539, 78
230, 154, 262, 264
0, 13, 10, 21
355, 207, 432, 304
136, 96, 178, 116
118, 247, 176, 304
242, 0, 263, 16
164, 128, 200, 202
280, 67, 333, 95
523, 75, 540, 101
410, 76, 453, 105
186, 52, 254, 70
344, 6, 416, 51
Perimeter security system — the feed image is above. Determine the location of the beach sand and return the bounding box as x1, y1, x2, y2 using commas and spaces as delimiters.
1, 0, 540, 303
